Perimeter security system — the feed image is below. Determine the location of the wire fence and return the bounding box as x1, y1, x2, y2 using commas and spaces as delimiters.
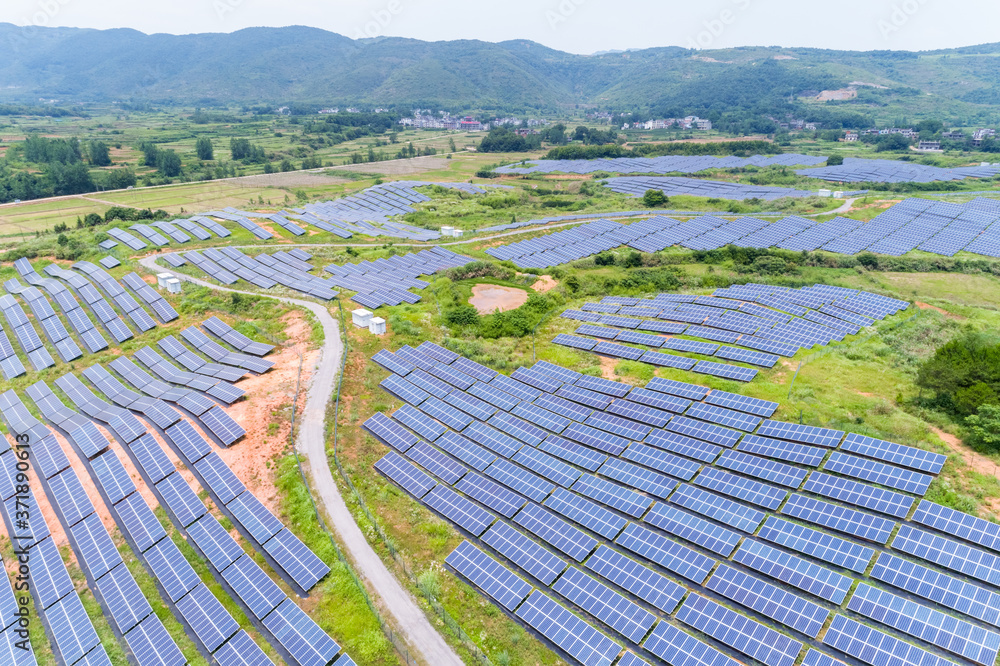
328, 298, 495, 666
787, 307, 923, 399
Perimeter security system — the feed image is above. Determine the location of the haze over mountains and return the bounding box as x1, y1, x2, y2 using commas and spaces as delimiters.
2, 23, 1000, 120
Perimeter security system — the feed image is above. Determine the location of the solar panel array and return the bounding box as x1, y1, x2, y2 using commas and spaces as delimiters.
555, 283, 908, 380
0, 361, 349, 666
184, 244, 471, 309
362, 348, 984, 666
483, 196, 1000, 265
495, 154, 828, 176
13, 258, 109, 355
121, 272, 179, 323
601, 176, 816, 202
292, 181, 511, 240
798, 158, 1000, 183
0, 293, 55, 371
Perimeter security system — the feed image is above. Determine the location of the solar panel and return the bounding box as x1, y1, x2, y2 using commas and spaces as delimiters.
220, 554, 286, 620
716, 449, 807, 489
694, 466, 787, 510
543, 488, 627, 540
871, 551, 1000, 629
824, 450, 933, 495
70, 513, 122, 579
706, 564, 829, 638
733, 539, 854, 604
362, 412, 418, 452
677, 594, 802, 666
445, 541, 531, 610
552, 566, 656, 643
262, 598, 342, 666
670, 483, 765, 533
375, 451, 436, 498
515, 590, 621, 666
848, 582, 1000, 665
144, 538, 200, 602
598, 457, 678, 498
644, 429, 721, 463
804, 471, 913, 518
782, 493, 894, 544
705, 390, 779, 417
484, 458, 555, 503
644, 500, 741, 557
156, 472, 208, 528
738, 434, 826, 466
664, 415, 741, 448
757, 516, 875, 574
125, 614, 187, 666
642, 621, 742, 666
840, 432, 946, 474
893, 524, 1000, 588
913, 500, 1000, 550
228, 492, 283, 544
618, 443, 701, 481
823, 614, 955, 666
32, 536, 75, 609
480, 521, 568, 585
572, 473, 652, 518
95, 563, 153, 634
454, 473, 526, 518
513, 502, 597, 562
45, 593, 102, 665
757, 420, 844, 448
214, 631, 274, 666
562, 422, 630, 456
424, 484, 497, 536
175, 582, 239, 652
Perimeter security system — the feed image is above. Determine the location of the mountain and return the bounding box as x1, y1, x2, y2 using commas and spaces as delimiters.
2, 24, 1000, 122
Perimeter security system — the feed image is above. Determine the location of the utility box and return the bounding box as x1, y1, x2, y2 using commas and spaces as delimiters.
833, 191, 844, 198
818, 189, 832, 198
157, 273, 173, 288
352, 309, 373, 328
452, 229, 464, 238
369, 317, 386, 335
440, 226, 455, 237
166, 278, 182, 294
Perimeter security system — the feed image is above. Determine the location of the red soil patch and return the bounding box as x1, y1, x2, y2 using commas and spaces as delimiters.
532, 275, 558, 293
469, 285, 528, 315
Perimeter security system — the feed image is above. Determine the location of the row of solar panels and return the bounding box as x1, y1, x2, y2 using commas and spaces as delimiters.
797, 158, 1000, 184
372, 348, 1000, 664
482, 196, 1000, 268
0, 386, 347, 666
495, 154, 829, 176
183, 245, 472, 310
553, 284, 907, 368
602, 176, 816, 201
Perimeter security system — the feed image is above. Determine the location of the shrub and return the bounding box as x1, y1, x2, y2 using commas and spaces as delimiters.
965, 404, 1000, 452
917, 331, 1000, 416
642, 189, 668, 207
444, 305, 481, 327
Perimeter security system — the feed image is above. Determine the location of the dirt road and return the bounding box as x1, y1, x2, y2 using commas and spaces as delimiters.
139, 256, 462, 666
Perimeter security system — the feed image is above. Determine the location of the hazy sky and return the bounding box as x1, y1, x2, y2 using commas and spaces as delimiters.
2, 0, 998, 54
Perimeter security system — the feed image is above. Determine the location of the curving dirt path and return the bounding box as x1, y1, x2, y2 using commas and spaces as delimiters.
139, 256, 462, 666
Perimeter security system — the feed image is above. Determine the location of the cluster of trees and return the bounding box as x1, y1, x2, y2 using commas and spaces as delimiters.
544, 139, 780, 161
76, 205, 169, 228
573, 126, 621, 145
138, 142, 183, 176
229, 138, 268, 163
918, 331, 1000, 451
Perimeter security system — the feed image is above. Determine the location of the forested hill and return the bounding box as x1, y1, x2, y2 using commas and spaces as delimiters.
3, 23, 1000, 120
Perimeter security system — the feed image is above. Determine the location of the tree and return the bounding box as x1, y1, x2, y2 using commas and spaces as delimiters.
642, 189, 668, 207
622, 251, 643, 268
448, 138, 457, 152
445, 305, 480, 327
965, 404, 1000, 452
138, 141, 160, 167
826, 154, 844, 166
917, 332, 1000, 416
88, 141, 112, 166
156, 149, 182, 177
195, 137, 214, 161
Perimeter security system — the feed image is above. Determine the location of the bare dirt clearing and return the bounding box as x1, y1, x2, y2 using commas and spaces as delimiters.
219, 312, 318, 514
469, 284, 528, 314
531, 275, 558, 292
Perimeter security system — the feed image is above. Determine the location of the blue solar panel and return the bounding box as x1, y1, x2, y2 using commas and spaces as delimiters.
840, 432, 946, 474
664, 415, 742, 448
572, 474, 653, 518
597, 457, 677, 498
823, 614, 956, 666
757, 515, 875, 574
757, 420, 844, 447
733, 538, 854, 604
645, 429, 721, 463
513, 502, 597, 562
715, 450, 807, 489
584, 545, 685, 614
552, 567, 656, 643
695, 466, 787, 510
825, 451, 932, 495
619, 442, 701, 481
375, 452, 436, 498
738, 434, 826, 466
515, 447, 582, 488
484, 459, 555, 503
670, 484, 765, 533
615, 522, 715, 584
424, 484, 496, 536
562, 422, 631, 456
480, 521, 567, 585
544, 488, 627, 540
537, 435, 607, 472
804, 471, 913, 518
644, 501, 741, 557
646, 378, 710, 401
677, 594, 802, 666
892, 524, 1000, 588
706, 564, 829, 638
782, 493, 894, 544
445, 541, 531, 611
515, 591, 621, 666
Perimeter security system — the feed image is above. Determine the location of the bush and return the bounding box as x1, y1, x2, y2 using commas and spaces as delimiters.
826, 154, 844, 166
642, 189, 669, 207
444, 261, 515, 282
594, 253, 615, 266
444, 305, 481, 327
965, 404, 1000, 451
917, 331, 1000, 416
